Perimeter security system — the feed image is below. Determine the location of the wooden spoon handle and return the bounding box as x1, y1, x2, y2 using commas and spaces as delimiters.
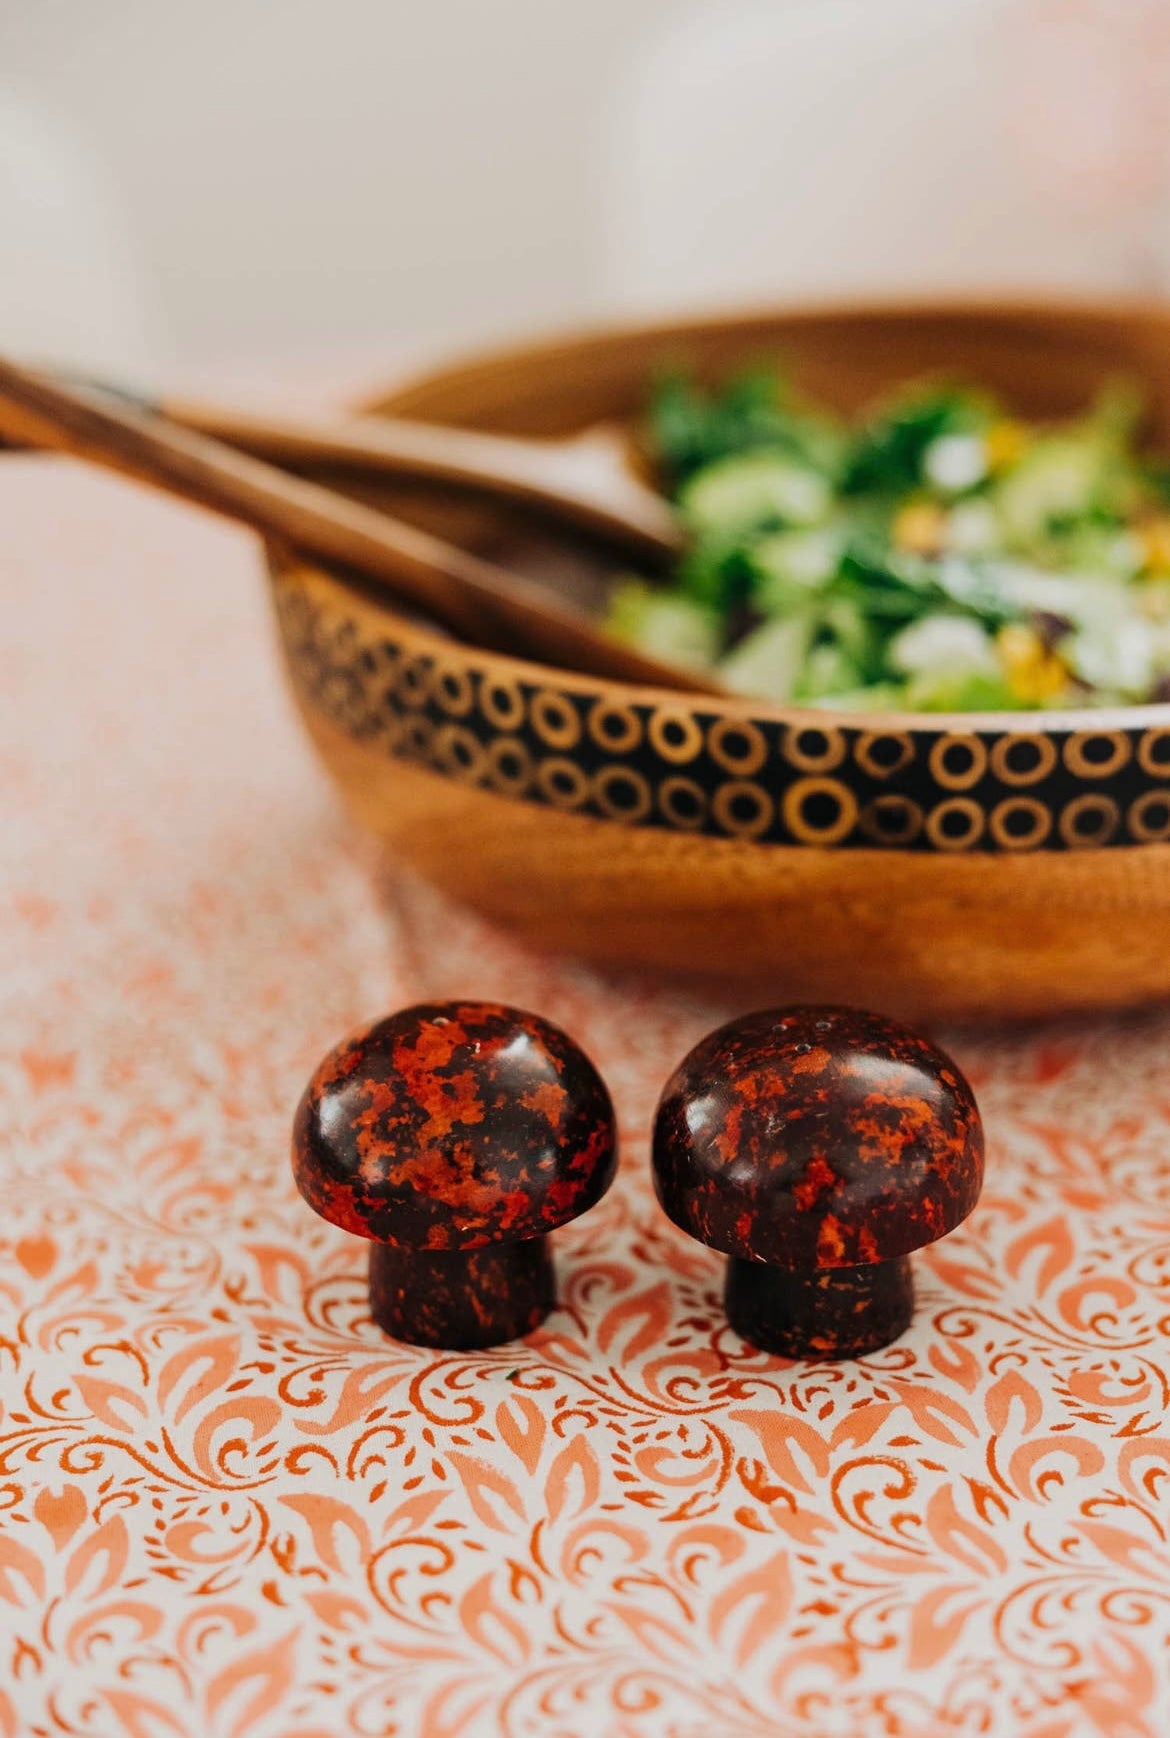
0, 358, 714, 693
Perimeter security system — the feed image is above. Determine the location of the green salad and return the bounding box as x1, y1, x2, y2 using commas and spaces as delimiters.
605, 367, 1170, 710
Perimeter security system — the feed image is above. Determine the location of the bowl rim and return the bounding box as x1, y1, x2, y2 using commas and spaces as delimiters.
328, 291, 1170, 735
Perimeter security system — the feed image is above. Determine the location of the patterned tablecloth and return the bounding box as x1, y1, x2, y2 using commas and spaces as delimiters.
4, 447, 1170, 1738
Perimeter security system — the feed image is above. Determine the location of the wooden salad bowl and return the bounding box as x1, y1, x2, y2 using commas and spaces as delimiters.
268, 299, 1170, 1022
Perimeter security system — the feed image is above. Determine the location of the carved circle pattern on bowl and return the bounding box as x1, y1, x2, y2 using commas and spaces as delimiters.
859, 793, 925, 846
930, 733, 989, 791
1059, 792, 1121, 849
276, 584, 1170, 853
1129, 788, 1170, 842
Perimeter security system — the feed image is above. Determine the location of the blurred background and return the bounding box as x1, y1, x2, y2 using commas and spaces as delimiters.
2, 0, 1170, 386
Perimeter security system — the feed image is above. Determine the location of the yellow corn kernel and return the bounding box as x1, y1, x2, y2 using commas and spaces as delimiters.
1139, 516, 1170, 574
984, 419, 1027, 473
1027, 656, 1070, 702
892, 500, 946, 556
996, 623, 1068, 702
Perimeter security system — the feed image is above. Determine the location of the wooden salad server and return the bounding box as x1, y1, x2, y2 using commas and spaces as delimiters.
0, 356, 714, 692
4, 368, 682, 561
143, 389, 683, 562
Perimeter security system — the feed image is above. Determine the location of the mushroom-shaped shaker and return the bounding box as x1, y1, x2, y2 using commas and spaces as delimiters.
653, 1007, 983, 1359
293, 1001, 617, 1349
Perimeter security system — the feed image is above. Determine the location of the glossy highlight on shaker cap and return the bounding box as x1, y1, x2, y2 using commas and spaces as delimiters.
293, 1000, 618, 1249
653, 1005, 984, 1270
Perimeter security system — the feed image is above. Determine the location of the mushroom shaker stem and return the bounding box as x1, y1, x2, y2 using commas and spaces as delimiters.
293, 1001, 618, 1349
652, 1006, 984, 1359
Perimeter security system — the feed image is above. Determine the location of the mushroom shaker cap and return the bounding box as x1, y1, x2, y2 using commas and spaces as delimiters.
653, 1005, 984, 1358
293, 1001, 617, 1347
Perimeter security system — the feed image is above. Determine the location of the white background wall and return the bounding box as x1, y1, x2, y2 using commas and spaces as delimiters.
0, 0, 675, 373
3, 0, 1170, 381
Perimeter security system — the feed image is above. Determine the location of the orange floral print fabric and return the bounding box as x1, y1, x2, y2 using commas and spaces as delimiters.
2, 460, 1170, 1737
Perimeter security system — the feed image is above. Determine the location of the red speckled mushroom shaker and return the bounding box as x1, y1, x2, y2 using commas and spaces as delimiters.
652, 1006, 984, 1359
293, 1002, 617, 1349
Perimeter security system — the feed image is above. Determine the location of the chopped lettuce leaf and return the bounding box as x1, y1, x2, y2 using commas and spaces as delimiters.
806, 682, 905, 711
605, 578, 720, 670
888, 613, 1000, 680
679, 450, 833, 539
752, 526, 844, 600
718, 613, 812, 699
1067, 616, 1155, 697
796, 638, 866, 702
996, 435, 1114, 542
905, 669, 1021, 711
